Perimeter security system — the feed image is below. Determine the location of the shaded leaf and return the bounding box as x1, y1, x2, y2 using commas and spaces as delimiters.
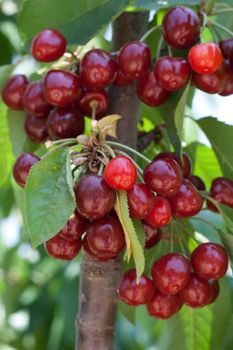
135, 0, 199, 10
174, 81, 190, 141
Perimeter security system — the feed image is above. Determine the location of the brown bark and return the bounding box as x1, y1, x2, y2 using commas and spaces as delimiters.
76, 11, 149, 350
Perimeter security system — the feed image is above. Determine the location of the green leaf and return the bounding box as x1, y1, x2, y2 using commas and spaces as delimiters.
174, 81, 190, 142
25, 147, 76, 247
218, 230, 233, 270
135, 0, 199, 10
0, 64, 14, 93
0, 31, 13, 65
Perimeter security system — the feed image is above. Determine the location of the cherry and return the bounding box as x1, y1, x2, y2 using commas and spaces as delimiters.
86, 216, 125, 260
208, 177, 233, 211
179, 273, 212, 308
144, 196, 172, 228
24, 113, 48, 143
47, 106, 84, 140
154, 56, 191, 92
23, 81, 52, 116
219, 60, 233, 96
82, 236, 108, 261
45, 234, 81, 260
206, 280, 220, 305
118, 41, 151, 79
147, 290, 182, 319
31, 29, 66, 62
118, 269, 155, 306
74, 175, 116, 219
152, 253, 190, 295
58, 211, 88, 241
168, 179, 203, 217
137, 70, 170, 106
13, 153, 40, 188
192, 65, 226, 94
188, 43, 222, 75
155, 151, 192, 178
162, 7, 201, 49
2, 74, 28, 110
80, 49, 117, 89
104, 155, 137, 190
143, 158, 183, 196
42, 69, 82, 107
191, 243, 228, 280
188, 175, 206, 191
142, 222, 162, 249
127, 183, 154, 220
114, 67, 133, 86
219, 38, 233, 59
78, 89, 109, 118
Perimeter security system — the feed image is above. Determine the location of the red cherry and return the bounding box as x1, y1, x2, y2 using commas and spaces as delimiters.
45, 234, 81, 260
143, 158, 183, 196
168, 179, 203, 217
162, 6, 201, 49
137, 70, 170, 106
47, 106, 84, 140
188, 175, 206, 191
82, 236, 108, 261
208, 177, 233, 212
74, 175, 116, 220
191, 243, 228, 280
118, 269, 155, 306
13, 153, 40, 188
142, 222, 162, 249
219, 38, 233, 59
155, 151, 192, 178
86, 216, 125, 260
2, 74, 28, 110
42, 69, 82, 107
114, 67, 133, 86
144, 196, 172, 228
118, 41, 151, 79
154, 56, 191, 92
23, 81, 52, 116
152, 253, 191, 295
192, 64, 227, 94
104, 156, 137, 190
127, 183, 154, 220
219, 60, 233, 96
147, 290, 182, 319
78, 89, 109, 118
58, 211, 88, 241
179, 273, 212, 308
206, 280, 220, 305
188, 43, 222, 75
24, 113, 48, 143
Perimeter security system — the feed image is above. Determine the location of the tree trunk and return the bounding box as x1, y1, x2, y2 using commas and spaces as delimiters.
76, 11, 149, 350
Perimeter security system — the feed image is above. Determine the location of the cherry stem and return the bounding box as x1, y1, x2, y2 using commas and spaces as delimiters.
97, 149, 110, 164
103, 143, 116, 158
48, 138, 77, 146
167, 45, 173, 57
116, 150, 144, 182
212, 8, 233, 14
43, 140, 77, 158
73, 163, 87, 184
170, 222, 174, 253
90, 100, 98, 121
156, 35, 164, 59
140, 25, 161, 42
177, 233, 186, 256
98, 162, 104, 176
211, 21, 233, 36
106, 141, 151, 163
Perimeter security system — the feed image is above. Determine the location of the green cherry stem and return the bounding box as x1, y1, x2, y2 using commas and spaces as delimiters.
103, 143, 116, 158
212, 8, 233, 14
98, 162, 104, 176
140, 25, 161, 42
211, 21, 233, 37
106, 141, 151, 163
42, 140, 77, 159
48, 138, 77, 146
156, 35, 164, 59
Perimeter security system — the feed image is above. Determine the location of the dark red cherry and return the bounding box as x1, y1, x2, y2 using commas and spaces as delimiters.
24, 113, 48, 143
179, 273, 212, 308
58, 211, 88, 241
47, 106, 84, 140
208, 177, 233, 211
13, 153, 40, 188
31, 29, 66, 62
188, 175, 206, 191
74, 175, 116, 220
219, 38, 233, 59
142, 222, 162, 249
2, 74, 28, 110
45, 234, 81, 260
82, 236, 108, 261
192, 65, 226, 94
144, 196, 172, 228
78, 89, 109, 118
162, 6, 201, 49
152, 253, 191, 295
23, 81, 52, 116
147, 290, 182, 319
219, 60, 233, 96
127, 183, 154, 220
143, 158, 183, 196
155, 151, 192, 178
206, 280, 220, 305
80, 49, 117, 89
86, 216, 125, 260
188, 43, 222, 74
118, 269, 155, 306
42, 69, 82, 107
168, 179, 203, 217
114, 67, 133, 86
137, 70, 170, 106
154, 56, 191, 92
191, 243, 228, 280
118, 41, 151, 79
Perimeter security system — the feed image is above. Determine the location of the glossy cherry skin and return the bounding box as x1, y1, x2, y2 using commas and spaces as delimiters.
179, 273, 212, 308
114, 67, 133, 86
219, 60, 233, 96
13, 153, 40, 188
143, 158, 183, 196
118, 269, 155, 306
206, 280, 220, 305
80, 49, 117, 89
155, 151, 192, 178
78, 89, 109, 118
191, 243, 228, 280
152, 253, 191, 295
219, 38, 233, 59
144, 196, 172, 228
154, 56, 191, 92
45, 234, 82, 260
2, 74, 28, 110
192, 65, 226, 94
74, 175, 116, 220
47, 106, 84, 140
31, 29, 66, 62
42, 70, 82, 107
82, 236, 109, 261
58, 211, 88, 241
118, 41, 151, 79
137, 70, 170, 106
104, 156, 137, 190
162, 6, 201, 49
168, 179, 203, 217
127, 183, 154, 220
24, 113, 48, 143
86, 216, 125, 260
208, 177, 233, 212
143, 222, 162, 249
188, 43, 222, 75
23, 81, 52, 116
188, 175, 206, 191
147, 290, 182, 319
